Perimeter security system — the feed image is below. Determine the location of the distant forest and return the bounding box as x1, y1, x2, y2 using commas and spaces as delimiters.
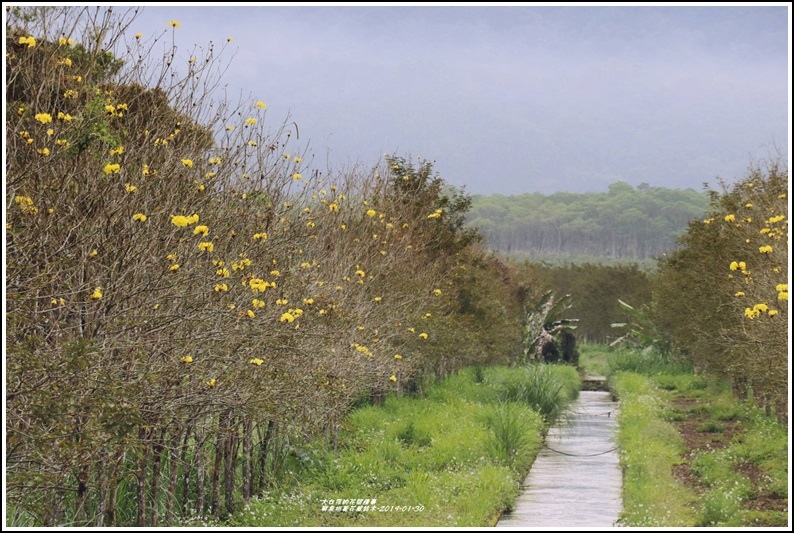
467, 182, 710, 261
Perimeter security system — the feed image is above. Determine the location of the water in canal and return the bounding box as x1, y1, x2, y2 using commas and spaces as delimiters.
496, 390, 622, 528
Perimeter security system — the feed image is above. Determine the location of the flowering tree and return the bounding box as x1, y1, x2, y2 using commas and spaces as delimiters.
5, 6, 525, 525
653, 160, 788, 418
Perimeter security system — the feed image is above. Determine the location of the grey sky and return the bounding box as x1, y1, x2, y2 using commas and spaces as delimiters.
131, 4, 789, 195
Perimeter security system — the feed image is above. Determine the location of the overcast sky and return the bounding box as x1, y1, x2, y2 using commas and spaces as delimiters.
129, 4, 789, 195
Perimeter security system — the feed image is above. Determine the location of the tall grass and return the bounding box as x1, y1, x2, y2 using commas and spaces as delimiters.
607, 345, 693, 376
494, 364, 580, 423
225, 364, 579, 526
483, 402, 543, 467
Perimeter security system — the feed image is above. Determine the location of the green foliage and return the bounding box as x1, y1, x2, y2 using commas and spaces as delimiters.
612, 372, 698, 527
482, 402, 542, 467
468, 183, 709, 261
613, 348, 789, 528
494, 364, 580, 423
606, 346, 693, 377
227, 366, 546, 526
514, 262, 653, 343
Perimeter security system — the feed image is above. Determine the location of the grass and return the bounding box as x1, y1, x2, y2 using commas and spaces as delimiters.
224, 364, 579, 527
611, 372, 698, 527
577, 342, 610, 376
607, 346, 789, 528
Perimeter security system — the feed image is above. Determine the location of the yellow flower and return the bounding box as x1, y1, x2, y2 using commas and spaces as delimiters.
13, 196, 37, 215
734, 292, 745, 297
250, 358, 264, 365
132, 213, 147, 222
775, 284, 787, 293
181, 158, 194, 168
18, 36, 36, 48
293, 173, 302, 180
280, 312, 295, 323
104, 104, 116, 114
366, 209, 377, 217
252, 299, 265, 308
758, 245, 773, 254
724, 214, 735, 222
253, 232, 268, 240
135, 33, 143, 39
738, 261, 746, 271
247, 309, 255, 318
394, 354, 402, 359
169, 264, 180, 271
329, 203, 339, 212
103, 163, 121, 174
63, 89, 78, 99
209, 157, 222, 165
433, 289, 442, 296
255, 101, 267, 109
227, 37, 234, 42
753, 303, 769, 313
166, 253, 177, 261
46, 128, 54, 136
35, 113, 53, 124
778, 292, 788, 301
276, 298, 288, 305
142, 165, 150, 176
206, 378, 217, 387
245, 117, 257, 125
419, 333, 428, 339
729, 261, 739, 271
125, 183, 137, 193
37, 147, 50, 156
389, 375, 397, 382
198, 241, 214, 253
168, 20, 181, 28
171, 215, 189, 227
193, 225, 209, 236
89, 250, 98, 258
90, 287, 103, 300
374, 297, 382, 302
768, 310, 778, 317
745, 203, 753, 208
294, 156, 302, 163
214, 283, 229, 292
744, 308, 759, 319
110, 146, 124, 155
187, 214, 199, 224
355, 270, 366, 278
180, 355, 193, 364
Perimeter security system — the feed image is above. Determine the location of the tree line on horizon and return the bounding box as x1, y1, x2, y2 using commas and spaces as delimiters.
467, 182, 710, 261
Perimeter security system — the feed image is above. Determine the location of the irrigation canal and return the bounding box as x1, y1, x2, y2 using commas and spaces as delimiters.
496, 389, 622, 527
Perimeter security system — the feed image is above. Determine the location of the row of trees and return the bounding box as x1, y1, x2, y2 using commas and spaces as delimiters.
468, 182, 709, 260
5, 7, 530, 526
652, 161, 788, 419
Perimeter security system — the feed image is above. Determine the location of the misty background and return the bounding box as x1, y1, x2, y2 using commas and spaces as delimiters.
130, 5, 789, 195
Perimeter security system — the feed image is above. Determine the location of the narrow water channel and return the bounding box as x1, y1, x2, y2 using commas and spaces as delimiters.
496, 390, 622, 527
